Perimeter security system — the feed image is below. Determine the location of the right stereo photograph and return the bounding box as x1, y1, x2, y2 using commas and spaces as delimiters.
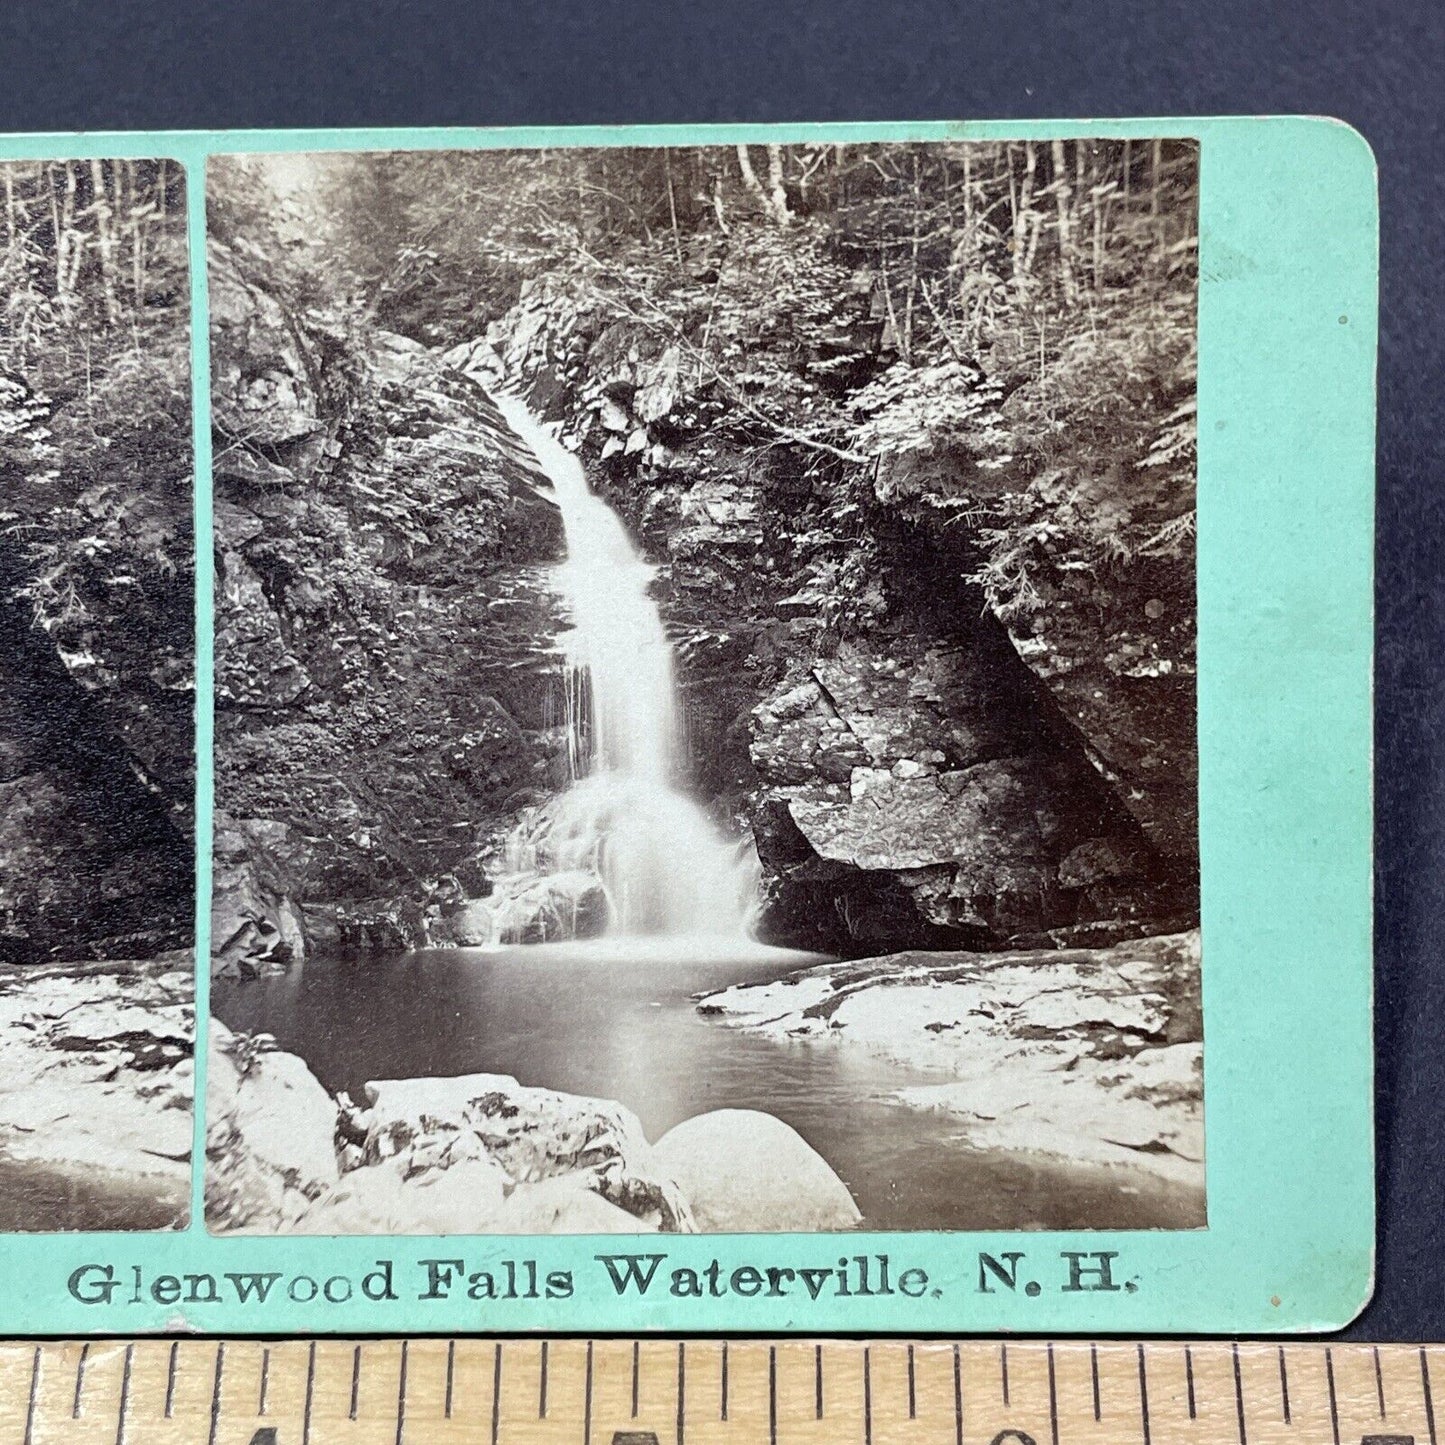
202, 139, 1203, 1238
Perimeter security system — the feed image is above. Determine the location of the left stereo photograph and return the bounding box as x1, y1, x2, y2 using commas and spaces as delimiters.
0, 157, 194, 1230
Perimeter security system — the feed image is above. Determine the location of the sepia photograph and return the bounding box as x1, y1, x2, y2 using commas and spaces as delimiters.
205, 139, 1201, 1236
0, 158, 194, 1230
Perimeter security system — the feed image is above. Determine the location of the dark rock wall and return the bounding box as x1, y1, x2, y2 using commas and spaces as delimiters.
213, 245, 1197, 963
210, 245, 567, 969
0, 562, 192, 961
0, 355, 193, 965
487, 276, 1198, 954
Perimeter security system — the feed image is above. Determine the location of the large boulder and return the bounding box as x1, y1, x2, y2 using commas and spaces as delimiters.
205, 1022, 341, 1233
349, 1072, 693, 1232
749, 638, 1188, 950
430, 898, 495, 948
490, 870, 609, 944
652, 1109, 862, 1232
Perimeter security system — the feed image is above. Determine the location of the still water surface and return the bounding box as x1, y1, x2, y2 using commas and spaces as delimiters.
212, 940, 1200, 1231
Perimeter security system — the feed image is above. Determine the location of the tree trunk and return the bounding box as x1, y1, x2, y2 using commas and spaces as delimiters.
764, 144, 791, 224
89, 158, 122, 327
736, 144, 790, 225
1050, 140, 1077, 304
1013, 142, 1037, 280
663, 150, 683, 263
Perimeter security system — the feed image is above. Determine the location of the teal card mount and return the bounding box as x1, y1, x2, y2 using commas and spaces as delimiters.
0, 118, 1374, 1334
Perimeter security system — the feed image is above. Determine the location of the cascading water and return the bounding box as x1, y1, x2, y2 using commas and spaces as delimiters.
489, 390, 760, 941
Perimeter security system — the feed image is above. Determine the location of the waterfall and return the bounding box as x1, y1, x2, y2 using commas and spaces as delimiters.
489, 391, 760, 941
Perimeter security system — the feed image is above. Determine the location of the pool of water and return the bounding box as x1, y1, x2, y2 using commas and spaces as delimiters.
0, 1157, 185, 1232
212, 939, 1201, 1231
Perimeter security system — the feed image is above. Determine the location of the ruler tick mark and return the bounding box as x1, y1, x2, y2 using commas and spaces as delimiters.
864, 1346, 873, 1445
1136, 1344, 1150, 1445
445, 1340, 454, 1420
954, 1343, 963, 1445
631, 1340, 640, 1419
350, 1345, 362, 1419
491, 1342, 502, 1445
583, 1342, 593, 1445
1186, 1346, 1197, 1420
720, 1341, 728, 1421
1090, 1343, 1101, 1421
1002, 1343, 1011, 1406
1048, 1344, 1060, 1445
1374, 1345, 1386, 1418
395, 1340, 409, 1445
23, 1346, 39, 1445
540, 1339, 549, 1418
1278, 1346, 1291, 1423
1233, 1342, 1248, 1445
1325, 1347, 1339, 1445
166, 1340, 179, 1419
208, 1343, 226, 1445
114, 1343, 133, 1445
258, 1346, 269, 1416
908, 1343, 917, 1420
73, 1341, 90, 1418
769, 1346, 778, 1445
302, 1341, 316, 1445
1422, 1347, 1437, 1445
676, 1341, 685, 1445
815, 1343, 823, 1419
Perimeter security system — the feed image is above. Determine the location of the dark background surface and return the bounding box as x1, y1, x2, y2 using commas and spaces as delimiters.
0, 0, 1439, 1339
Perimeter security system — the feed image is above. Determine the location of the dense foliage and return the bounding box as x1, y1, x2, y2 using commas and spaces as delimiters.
0, 159, 193, 812
235, 142, 1195, 645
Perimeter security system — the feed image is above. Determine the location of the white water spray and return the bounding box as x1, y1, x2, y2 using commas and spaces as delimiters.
489, 391, 760, 940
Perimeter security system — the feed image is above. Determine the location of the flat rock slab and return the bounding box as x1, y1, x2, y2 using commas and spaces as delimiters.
696, 930, 1204, 1194
0, 958, 192, 1230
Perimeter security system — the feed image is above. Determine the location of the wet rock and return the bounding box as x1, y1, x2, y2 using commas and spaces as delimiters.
653, 1110, 862, 1232
696, 930, 1204, 1199
302, 1155, 511, 1235
431, 898, 495, 947
209, 249, 324, 447
1001, 571, 1197, 863
205, 1022, 340, 1232
213, 546, 310, 710
211, 813, 307, 976
354, 1072, 694, 1231
0, 960, 192, 1230
207, 1038, 702, 1236
791, 759, 1051, 872
490, 870, 609, 944
212, 285, 570, 933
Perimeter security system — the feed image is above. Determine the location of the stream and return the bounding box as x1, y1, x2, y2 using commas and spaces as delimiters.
212, 940, 1202, 1232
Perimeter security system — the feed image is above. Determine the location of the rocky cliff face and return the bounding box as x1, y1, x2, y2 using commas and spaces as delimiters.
210, 245, 566, 970
0, 507, 192, 964
480, 276, 1196, 953
214, 239, 1196, 962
